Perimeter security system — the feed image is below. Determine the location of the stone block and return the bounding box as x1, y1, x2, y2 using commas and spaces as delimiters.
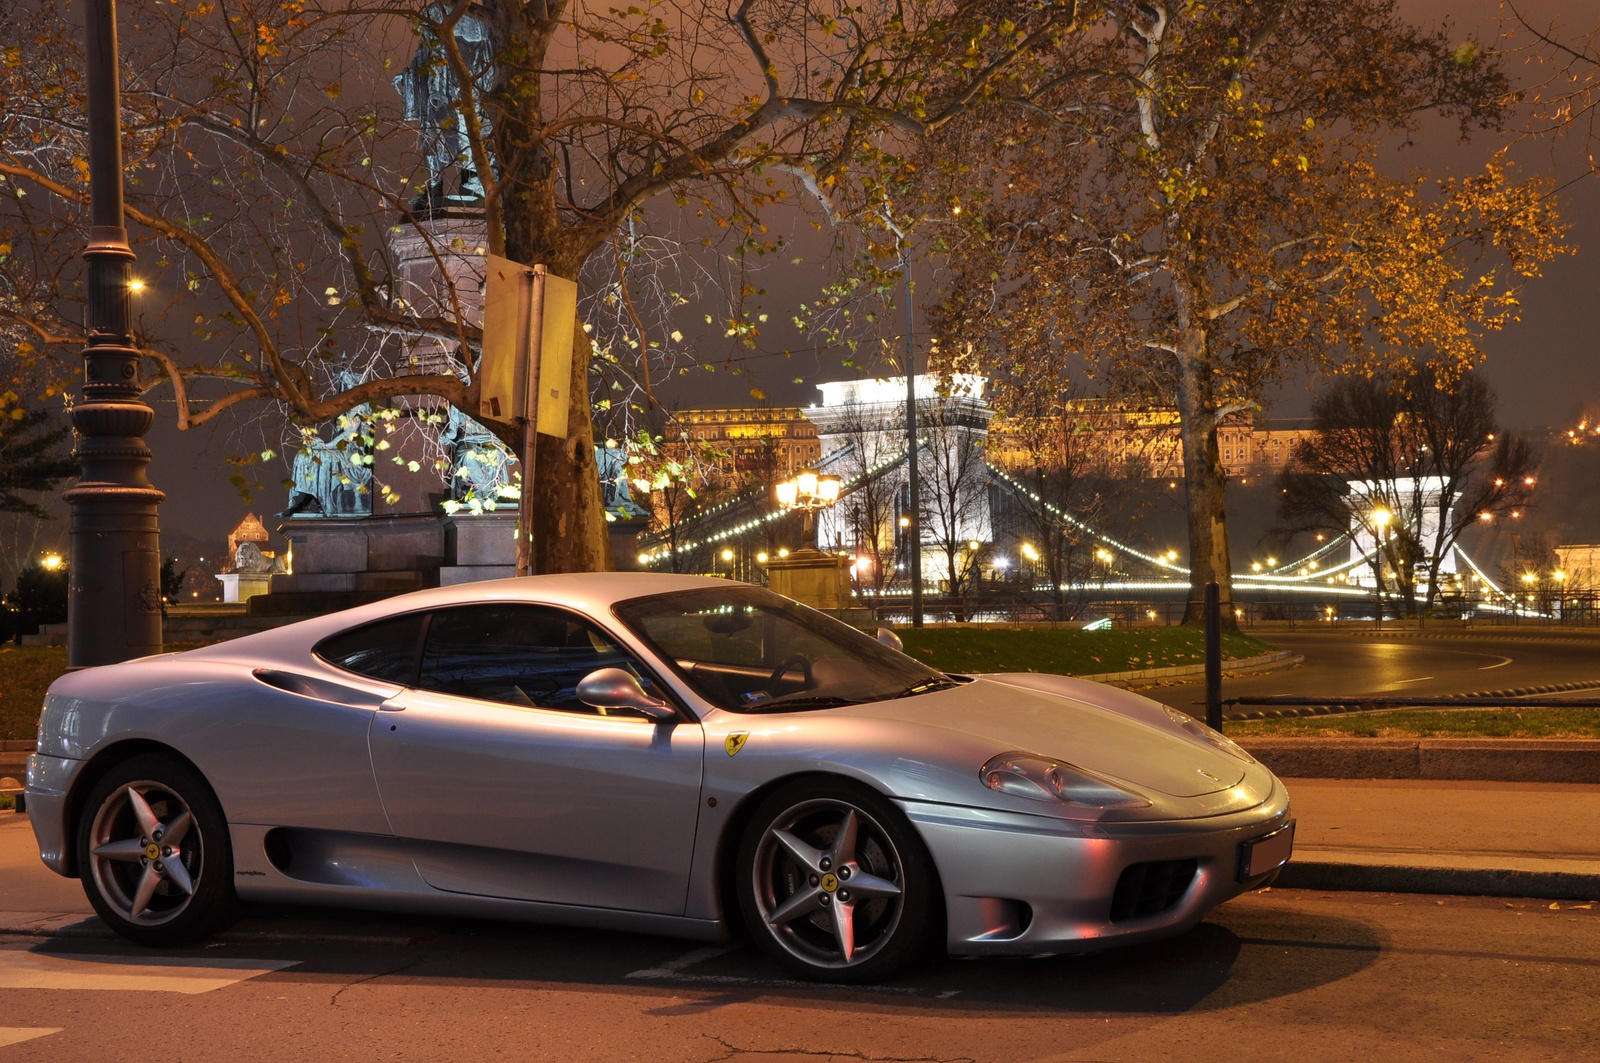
355, 571, 430, 592
763, 549, 855, 610
364, 517, 446, 572
270, 572, 358, 593
439, 565, 518, 586
281, 521, 368, 574
445, 513, 518, 566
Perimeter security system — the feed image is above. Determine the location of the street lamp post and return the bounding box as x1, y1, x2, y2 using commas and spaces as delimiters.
775, 470, 841, 547
66, 0, 165, 668
899, 238, 924, 629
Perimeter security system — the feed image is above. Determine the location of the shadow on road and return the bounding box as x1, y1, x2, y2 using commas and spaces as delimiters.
30, 893, 1382, 1016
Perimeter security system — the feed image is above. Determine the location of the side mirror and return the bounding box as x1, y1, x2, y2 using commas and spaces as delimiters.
577, 668, 676, 721
876, 627, 904, 653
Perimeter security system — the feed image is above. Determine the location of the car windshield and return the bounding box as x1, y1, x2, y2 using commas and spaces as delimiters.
613, 586, 950, 713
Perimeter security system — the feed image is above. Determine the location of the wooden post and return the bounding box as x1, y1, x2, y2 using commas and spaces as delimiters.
515, 266, 547, 578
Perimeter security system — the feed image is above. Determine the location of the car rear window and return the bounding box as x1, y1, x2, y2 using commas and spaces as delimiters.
314, 613, 428, 684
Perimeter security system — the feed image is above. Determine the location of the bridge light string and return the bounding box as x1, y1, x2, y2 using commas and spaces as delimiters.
639, 454, 1509, 595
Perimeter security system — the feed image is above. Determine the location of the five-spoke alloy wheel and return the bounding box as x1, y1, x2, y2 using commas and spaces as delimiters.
738, 778, 936, 982
76, 754, 242, 945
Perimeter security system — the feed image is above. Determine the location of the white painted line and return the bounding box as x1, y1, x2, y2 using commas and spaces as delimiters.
0, 950, 298, 994
1391, 676, 1436, 685
1478, 656, 1513, 670
626, 945, 731, 980
0, 1028, 61, 1048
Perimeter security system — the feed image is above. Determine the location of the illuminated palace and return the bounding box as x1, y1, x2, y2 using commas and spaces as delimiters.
662, 387, 1312, 490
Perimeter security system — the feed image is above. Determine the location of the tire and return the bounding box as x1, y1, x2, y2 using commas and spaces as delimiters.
76, 753, 244, 946
736, 777, 938, 983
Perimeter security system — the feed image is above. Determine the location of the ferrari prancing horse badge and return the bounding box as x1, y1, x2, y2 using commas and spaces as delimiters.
725, 733, 749, 756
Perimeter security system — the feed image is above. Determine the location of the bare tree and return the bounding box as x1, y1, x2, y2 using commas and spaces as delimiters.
989, 383, 1146, 618
1276, 366, 1538, 618
820, 410, 905, 592
919, 394, 991, 616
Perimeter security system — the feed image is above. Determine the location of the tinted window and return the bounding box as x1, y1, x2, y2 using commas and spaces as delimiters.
614, 586, 947, 712
418, 605, 657, 714
315, 613, 427, 684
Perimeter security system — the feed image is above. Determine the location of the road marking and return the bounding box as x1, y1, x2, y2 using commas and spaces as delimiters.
0, 1029, 61, 1048
1478, 656, 1513, 670
626, 945, 731, 980
0, 950, 298, 994
1391, 676, 1435, 685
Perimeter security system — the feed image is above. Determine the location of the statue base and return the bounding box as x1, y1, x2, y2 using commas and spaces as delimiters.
762, 549, 865, 615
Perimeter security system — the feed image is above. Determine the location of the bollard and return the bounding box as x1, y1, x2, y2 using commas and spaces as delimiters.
1204, 581, 1222, 732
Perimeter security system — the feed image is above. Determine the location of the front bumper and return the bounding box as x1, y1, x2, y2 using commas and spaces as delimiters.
25, 753, 82, 877
903, 778, 1292, 956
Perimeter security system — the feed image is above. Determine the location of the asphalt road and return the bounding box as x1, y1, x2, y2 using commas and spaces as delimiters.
2, 816, 1598, 1061
1143, 629, 1600, 713
1, 887, 1595, 1060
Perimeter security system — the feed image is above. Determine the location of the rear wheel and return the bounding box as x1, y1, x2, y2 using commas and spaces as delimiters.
76, 754, 243, 945
736, 777, 936, 983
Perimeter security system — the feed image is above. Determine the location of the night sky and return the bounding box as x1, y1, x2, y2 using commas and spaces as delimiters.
117, 1, 1600, 547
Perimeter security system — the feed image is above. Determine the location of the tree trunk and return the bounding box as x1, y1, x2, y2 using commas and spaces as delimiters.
1173, 338, 1235, 628
529, 319, 610, 573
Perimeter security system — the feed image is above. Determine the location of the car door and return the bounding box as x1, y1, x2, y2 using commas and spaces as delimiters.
367, 603, 705, 915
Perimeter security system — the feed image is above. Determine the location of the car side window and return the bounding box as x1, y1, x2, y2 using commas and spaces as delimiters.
315, 613, 427, 684
418, 604, 658, 715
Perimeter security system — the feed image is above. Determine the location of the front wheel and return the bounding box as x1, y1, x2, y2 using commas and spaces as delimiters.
76, 753, 243, 945
736, 778, 937, 983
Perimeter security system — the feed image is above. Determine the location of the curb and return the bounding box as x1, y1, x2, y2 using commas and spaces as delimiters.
1224, 677, 1600, 722
1241, 737, 1600, 783
1277, 860, 1600, 902
1084, 650, 1302, 685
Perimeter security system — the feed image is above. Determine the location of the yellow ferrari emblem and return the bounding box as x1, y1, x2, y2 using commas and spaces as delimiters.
820, 873, 839, 892
725, 733, 749, 756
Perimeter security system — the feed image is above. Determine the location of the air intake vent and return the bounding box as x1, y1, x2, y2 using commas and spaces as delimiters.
1110, 858, 1199, 922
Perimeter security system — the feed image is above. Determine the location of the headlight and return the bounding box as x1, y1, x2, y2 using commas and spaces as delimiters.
1162, 705, 1256, 763
979, 752, 1150, 817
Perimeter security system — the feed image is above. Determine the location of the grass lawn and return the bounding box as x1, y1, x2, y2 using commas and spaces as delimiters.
1228, 707, 1600, 740
898, 626, 1276, 678
0, 646, 67, 742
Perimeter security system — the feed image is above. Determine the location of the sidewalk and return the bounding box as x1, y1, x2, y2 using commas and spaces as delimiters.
1277, 777, 1600, 901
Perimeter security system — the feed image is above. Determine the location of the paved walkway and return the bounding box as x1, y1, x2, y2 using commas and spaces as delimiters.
1280, 778, 1600, 899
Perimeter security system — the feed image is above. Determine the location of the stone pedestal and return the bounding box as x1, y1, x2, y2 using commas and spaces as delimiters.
440, 511, 517, 585
762, 549, 860, 612
272, 514, 446, 594
215, 572, 272, 604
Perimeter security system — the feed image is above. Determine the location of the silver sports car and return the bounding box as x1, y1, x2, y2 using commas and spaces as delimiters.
26, 573, 1292, 982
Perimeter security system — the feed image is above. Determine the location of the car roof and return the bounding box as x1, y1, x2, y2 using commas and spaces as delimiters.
181, 572, 746, 662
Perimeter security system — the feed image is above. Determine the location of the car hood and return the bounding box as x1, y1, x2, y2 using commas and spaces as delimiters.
838, 678, 1247, 798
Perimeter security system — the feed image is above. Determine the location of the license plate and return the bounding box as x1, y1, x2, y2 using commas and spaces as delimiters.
1239, 821, 1295, 881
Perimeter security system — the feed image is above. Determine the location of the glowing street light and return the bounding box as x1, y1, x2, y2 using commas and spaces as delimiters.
41, 554, 64, 570
775, 468, 842, 546
720, 548, 734, 562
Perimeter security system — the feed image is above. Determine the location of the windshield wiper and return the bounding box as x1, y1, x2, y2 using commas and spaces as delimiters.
892, 676, 960, 699
740, 695, 861, 712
